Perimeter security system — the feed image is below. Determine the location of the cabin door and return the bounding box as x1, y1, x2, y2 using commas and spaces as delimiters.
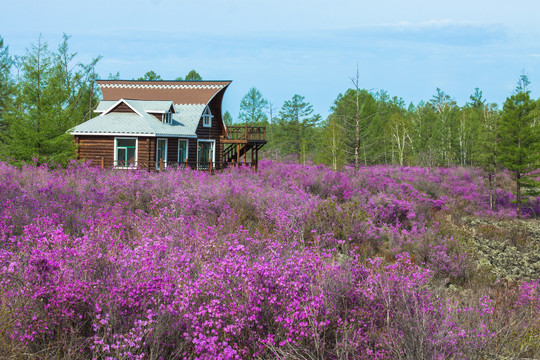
156, 138, 168, 170
197, 140, 215, 169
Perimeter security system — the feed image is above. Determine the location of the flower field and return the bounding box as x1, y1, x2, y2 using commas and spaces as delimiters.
0, 161, 538, 359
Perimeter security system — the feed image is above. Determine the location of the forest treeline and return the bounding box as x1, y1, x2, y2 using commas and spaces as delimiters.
0, 35, 538, 213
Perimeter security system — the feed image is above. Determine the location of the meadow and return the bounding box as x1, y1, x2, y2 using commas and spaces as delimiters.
0, 161, 538, 359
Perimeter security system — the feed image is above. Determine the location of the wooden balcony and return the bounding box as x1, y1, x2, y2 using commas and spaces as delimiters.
223, 125, 266, 143
222, 125, 267, 166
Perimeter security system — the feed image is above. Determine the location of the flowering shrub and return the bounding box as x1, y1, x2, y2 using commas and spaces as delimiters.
0, 161, 538, 359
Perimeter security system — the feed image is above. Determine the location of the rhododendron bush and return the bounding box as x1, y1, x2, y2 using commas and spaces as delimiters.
0, 161, 538, 359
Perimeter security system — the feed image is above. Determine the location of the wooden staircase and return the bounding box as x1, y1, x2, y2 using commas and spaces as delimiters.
222, 125, 267, 166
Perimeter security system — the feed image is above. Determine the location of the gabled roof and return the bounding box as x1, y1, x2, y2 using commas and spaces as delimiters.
97, 80, 231, 105
71, 99, 205, 137
96, 100, 175, 114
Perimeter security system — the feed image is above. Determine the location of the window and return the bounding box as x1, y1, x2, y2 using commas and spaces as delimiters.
115, 138, 137, 168
178, 139, 188, 163
162, 111, 172, 124
156, 138, 168, 170
202, 107, 213, 128
197, 140, 215, 169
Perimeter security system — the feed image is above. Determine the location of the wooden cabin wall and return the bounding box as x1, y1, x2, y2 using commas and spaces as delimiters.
188, 139, 198, 168
138, 137, 153, 166
111, 102, 135, 113
167, 138, 179, 163
76, 135, 158, 169
76, 135, 115, 167
195, 92, 226, 167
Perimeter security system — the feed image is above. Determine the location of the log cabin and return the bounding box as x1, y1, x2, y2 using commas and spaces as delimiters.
70, 80, 266, 170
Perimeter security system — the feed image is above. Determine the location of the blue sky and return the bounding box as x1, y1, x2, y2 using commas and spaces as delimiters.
2, 0, 540, 119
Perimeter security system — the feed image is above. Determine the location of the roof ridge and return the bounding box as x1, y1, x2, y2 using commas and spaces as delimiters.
99, 83, 226, 90
96, 79, 232, 83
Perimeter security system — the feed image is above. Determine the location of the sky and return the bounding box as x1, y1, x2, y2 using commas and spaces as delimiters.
2, 0, 540, 119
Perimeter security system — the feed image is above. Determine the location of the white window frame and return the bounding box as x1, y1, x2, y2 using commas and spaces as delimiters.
162, 111, 172, 124
202, 106, 213, 128
178, 139, 189, 163
114, 137, 138, 169
197, 139, 215, 168
156, 138, 168, 170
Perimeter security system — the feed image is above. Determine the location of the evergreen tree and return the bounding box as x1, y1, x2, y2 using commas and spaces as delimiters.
238, 87, 268, 125
275, 94, 320, 163
498, 75, 539, 216
4, 36, 59, 162
138, 70, 162, 81
429, 88, 459, 166
2, 35, 100, 165
223, 111, 233, 126
108, 72, 120, 80
185, 70, 202, 81
458, 88, 485, 166
0, 36, 13, 137
327, 89, 378, 165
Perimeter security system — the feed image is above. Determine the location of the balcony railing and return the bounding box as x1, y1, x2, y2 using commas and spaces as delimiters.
226, 126, 266, 142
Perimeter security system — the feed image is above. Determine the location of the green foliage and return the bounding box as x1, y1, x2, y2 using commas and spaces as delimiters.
429, 88, 460, 166
185, 69, 202, 81
316, 114, 347, 170
137, 70, 162, 81
475, 103, 501, 210
223, 110, 233, 126
498, 75, 540, 215
275, 94, 320, 163
108, 72, 120, 80
238, 87, 268, 125
0, 34, 100, 165
324, 88, 379, 166
318, 84, 510, 169
0, 36, 13, 149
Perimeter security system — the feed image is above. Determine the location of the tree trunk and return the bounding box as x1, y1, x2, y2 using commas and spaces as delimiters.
516, 171, 521, 217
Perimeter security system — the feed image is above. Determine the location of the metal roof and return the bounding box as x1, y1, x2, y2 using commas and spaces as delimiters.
70, 99, 204, 137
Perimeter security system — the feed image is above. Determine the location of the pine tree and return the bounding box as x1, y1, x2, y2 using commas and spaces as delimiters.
185, 70, 202, 81
429, 88, 458, 166
0, 36, 13, 139
275, 94, 320, 163
498, 75, 539, 216
2, 35, 100, 165
238, 87, 268, 125
138, 70, 162, 81
223, 111, 233, 126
